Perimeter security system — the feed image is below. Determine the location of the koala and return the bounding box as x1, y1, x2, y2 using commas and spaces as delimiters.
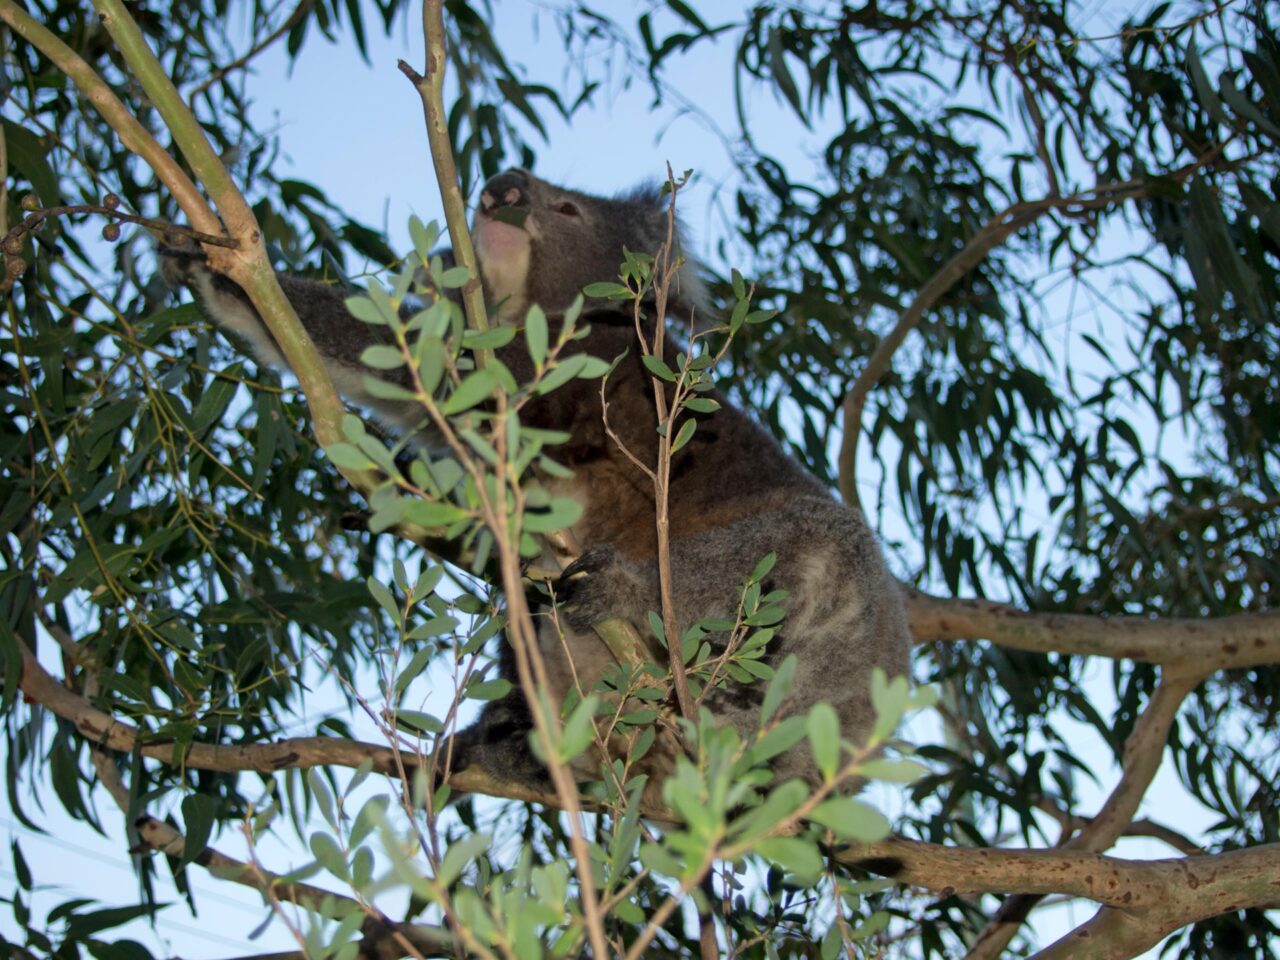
161, 167, 911, 793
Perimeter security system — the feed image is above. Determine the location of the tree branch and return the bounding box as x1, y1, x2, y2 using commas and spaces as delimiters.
904, 588, 1280, 669
1028, 842, 1280, 960
396, 3, 488, 334
838, 838, 1280, 913
86, 741, 451, 959
0, 0, 221, 235
17, 638, 541, 801
964, 667, 1203, 959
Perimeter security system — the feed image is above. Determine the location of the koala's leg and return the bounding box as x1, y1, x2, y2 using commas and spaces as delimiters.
443, 601, 632, 791
559, 498, 911, 781
442, 681, 551, 792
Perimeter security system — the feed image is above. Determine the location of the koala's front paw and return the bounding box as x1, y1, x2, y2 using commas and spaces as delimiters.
555, 545, 654, 632
156, 234, 209, 288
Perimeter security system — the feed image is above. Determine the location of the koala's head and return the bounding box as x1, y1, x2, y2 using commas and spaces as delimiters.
470, 168, 707, 322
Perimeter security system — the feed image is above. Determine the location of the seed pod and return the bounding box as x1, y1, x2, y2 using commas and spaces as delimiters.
102, 222, 121, 242
20, 195, 39, 212
2, 235, 23, 256
103, 193, 121, 210
6, 256, 26, 277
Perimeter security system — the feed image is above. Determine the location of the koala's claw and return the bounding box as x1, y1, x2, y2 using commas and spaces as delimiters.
554, 545, 651, 632
559, 545, 618, 583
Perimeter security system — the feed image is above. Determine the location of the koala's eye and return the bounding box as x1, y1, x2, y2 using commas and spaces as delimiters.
553, 201, 581, 217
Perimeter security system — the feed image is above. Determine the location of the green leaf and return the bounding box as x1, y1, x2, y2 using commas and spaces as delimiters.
360, 345, 406, 369
66, 906, 158, 939
523, 496, 583, 533
525, 305, 548, 366
324, 443, 374, 471
464, 325, 518, 349
403, 500, 468, 528
642, 354, 677, 382
558, 694, 600, 762
437, 832, 491, 887
582, 281, 631, 298
466, 678, 513, 701
535, 353, 589, 395
408, 216, 440, 261
766, 27, 807, 126
1186, 42, 1231, 127
393, 647, 435, 695
730, 779, 807, 843
809, 796, 891, 842
442, 369, 496, 415
683, 397, 721, 414
345, 295, 393, 326
754, 835, 822, 884
361, 376, 418, 402
440, 266, 472, 288
750, 552, 777, 582
310, 831, 347, 878
395, 711, 444, 735
858, 757, 928, 783
367, 577, 401, 624
807, 702, 840, 782
751, 715, 807, 763
2, 121, 60, 206
179, 794, 216, 867
670, 419, 696, 453
760, 654, 796, 727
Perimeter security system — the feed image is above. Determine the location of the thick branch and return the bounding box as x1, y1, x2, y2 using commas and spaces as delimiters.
80, 0, 380, 467
89, 0, 254, 232
1029, 843, 1280, 960
905, 588, 1280, 669
88, 741, 451, 959
840, 839, 1280, 914
17, 639, 539, 800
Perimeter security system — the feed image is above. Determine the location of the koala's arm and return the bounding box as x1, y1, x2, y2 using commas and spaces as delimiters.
160, 247, 426, 434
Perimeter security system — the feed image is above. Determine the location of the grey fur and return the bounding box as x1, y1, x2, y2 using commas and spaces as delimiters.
160, 167, 910, 792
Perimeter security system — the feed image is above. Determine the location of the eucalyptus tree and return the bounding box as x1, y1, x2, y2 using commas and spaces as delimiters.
1, 1, 1277, 958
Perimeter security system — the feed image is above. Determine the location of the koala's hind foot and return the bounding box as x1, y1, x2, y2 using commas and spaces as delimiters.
436, 698, 550, 794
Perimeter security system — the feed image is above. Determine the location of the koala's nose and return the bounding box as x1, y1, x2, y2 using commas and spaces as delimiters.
479, 169, 530, 212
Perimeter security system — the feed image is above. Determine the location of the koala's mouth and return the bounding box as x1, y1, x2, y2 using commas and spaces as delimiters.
473, 215, 531, 263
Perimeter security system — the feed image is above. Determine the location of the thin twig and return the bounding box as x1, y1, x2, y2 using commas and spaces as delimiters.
835, 148, 1230, 510
0, 0, 221, 235
188, 0, 316, 96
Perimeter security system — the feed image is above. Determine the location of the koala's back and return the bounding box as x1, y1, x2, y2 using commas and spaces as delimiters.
500, 314, 825, 553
